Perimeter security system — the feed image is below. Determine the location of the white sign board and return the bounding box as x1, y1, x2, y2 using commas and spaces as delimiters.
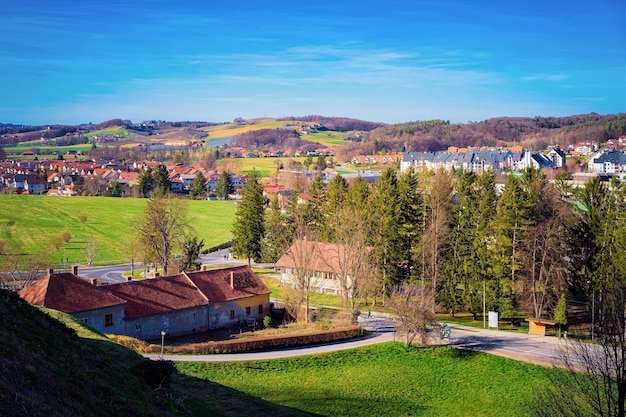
488, 311, 499, 329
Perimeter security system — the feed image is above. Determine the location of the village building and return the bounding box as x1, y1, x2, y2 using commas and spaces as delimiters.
19, 265, 271, 339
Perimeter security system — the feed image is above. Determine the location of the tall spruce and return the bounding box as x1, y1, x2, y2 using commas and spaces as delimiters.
262, 194, 290, 263
368, 167, 401, 299
323, 174, 349, 241
492, 173, 534, 315
231, 172, 265, 265
215, 170, 232, 200
304, 171, 326, 233
396, 168, 423, 283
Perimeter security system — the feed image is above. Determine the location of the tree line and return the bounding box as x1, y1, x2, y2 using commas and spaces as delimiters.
233, 166, 626, 326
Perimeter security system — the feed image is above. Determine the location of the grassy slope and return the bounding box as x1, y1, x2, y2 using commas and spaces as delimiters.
177, 343, 553, 417
0, 194, 237, 264
0, 289, 181, 417
1, 285, 565, 417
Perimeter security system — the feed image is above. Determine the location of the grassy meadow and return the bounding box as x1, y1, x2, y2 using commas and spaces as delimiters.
216, 156, 309, 178
0, 194, 237, 265
303, 131, 349, 146
176, 342, 552, 417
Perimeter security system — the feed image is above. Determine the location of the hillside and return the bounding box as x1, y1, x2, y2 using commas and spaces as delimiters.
0, 288, 321, 417
4, 113, 626, 163
0, 288, 180, 417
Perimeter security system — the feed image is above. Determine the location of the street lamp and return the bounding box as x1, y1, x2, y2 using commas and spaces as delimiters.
160, 330, 166, 360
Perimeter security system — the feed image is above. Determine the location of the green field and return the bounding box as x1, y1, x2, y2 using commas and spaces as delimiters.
176, 342, 551, 417
85, 126, 130, 141
0, 194, 237, 266
303, 131, 349, 146
216, 156, 309, 178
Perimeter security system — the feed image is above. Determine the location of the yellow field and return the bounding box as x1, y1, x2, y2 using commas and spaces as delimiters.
202, 121, 286, 139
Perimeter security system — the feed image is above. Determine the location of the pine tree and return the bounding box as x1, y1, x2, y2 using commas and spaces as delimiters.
231, 172, 265, 265
136, 167, 154, 198
323, 174, 349, 241
153, 163, 171, 196
396, 168, 423, 283
215, 170, 232, 200
368, 167, 401, 297
189, 172, 206, 200
492, 173, 534, 314
262, 194, 290, 263
304, 171, 326, 233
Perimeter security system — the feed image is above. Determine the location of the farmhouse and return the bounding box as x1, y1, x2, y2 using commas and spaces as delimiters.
275, 240, 351, 296
19, 265, 271, 339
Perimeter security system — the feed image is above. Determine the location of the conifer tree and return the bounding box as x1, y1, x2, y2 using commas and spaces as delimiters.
189, 172, 206, 200
368, 167, 401, 298
136, 167, 154, 198
153, 163, 171, 196
231, 172, 265, 265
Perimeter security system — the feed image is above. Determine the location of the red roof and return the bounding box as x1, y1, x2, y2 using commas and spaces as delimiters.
186, 265, 270, 302
19, 273, 125, 313
105, 274, 208, 319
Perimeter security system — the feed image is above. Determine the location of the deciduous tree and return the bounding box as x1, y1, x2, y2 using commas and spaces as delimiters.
133, 194, 188, 275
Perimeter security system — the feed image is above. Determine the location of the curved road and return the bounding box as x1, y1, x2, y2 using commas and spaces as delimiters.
144, 315, 567, 367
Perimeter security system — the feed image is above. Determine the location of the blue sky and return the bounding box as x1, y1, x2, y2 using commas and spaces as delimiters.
1, 0, 625, 125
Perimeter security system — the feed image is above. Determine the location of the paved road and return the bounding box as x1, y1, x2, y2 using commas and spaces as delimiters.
144, 314, 568, 367
76, 250, 247, 283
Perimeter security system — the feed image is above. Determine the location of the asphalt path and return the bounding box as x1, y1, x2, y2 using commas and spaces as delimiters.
144, 315, 569, 368
76, 250, 245, 283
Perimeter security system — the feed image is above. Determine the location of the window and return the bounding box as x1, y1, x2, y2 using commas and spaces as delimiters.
245, 306, 251, 316
135, 324, 141, 333
104, 314, 113, 327
80, 318, 88, 325
230, 310, 235, 320
258, 304, 263, 314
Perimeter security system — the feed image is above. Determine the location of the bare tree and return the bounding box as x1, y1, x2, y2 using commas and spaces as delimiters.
280, 225, 322, 323
326, 207, 376, 309
388, 285, 438, 347
420, 169, 454, 292
0, 245, 48, 291
82, 236, 99, 266
133, 194, 188, 275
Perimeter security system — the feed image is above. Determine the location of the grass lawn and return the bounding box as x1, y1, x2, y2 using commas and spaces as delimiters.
175, 342, 551, 417
0, 194, 237, 266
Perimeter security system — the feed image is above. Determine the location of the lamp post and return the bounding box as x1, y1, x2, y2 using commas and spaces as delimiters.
160, 330, 166, 360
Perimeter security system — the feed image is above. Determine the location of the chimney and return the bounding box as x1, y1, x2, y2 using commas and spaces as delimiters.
127, 276, 133, 282
202, 265, 207, 271
230, 271, 235, 289
47, 268, 54, 277
71, 265, 78, 275
89, 278, 98, 285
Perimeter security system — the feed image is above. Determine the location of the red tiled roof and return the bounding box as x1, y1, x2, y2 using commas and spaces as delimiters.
19, 273, 125, 313
186, 265, 270, 302
105, 274, 208, 319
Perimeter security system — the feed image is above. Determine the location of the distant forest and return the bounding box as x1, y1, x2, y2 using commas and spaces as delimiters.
336, 113, 626, 158
3, 113, 626, 157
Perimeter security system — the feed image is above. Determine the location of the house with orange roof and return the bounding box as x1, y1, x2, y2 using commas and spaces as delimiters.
20, 265, 271, 339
